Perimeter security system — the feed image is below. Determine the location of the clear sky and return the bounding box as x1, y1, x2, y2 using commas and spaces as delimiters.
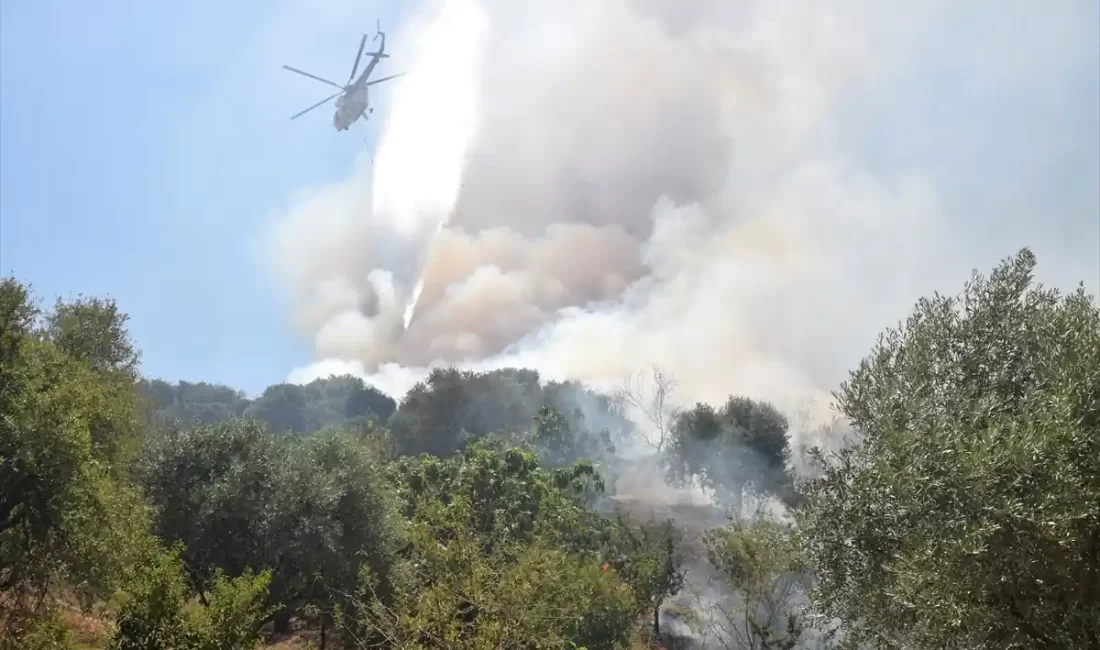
1, 0, 406, 394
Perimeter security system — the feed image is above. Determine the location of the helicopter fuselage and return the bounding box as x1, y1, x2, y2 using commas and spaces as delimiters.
333, 46, 384, 131
334, 86, 369, 131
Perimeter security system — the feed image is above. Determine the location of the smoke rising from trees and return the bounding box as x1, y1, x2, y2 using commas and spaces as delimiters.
268, 0, 1099, 422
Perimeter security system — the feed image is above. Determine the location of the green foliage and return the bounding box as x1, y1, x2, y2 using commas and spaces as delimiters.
0, 277, 36, 390
6, 611, 75, 650
337, 375, 398, 422
137, 419, 282, 589
110, 546, 191, 650
346, 528, 638, 650
43, 295, 140, 380
389, 368, 629, 464
350, 444, 642, 649
705, 518, 808, 650
244, 384, 310, 434
42, 293, 144, 468
137, 420, 395, 629
797, 249, 1100, 648
110, 545, 272, 650
532, 405, 616, 472
603, 517, 684, 639
186, 568, 274, 650
666, 396, 794, 516
13, 247, 1096, 649
267, 430, 397, 622
387, 440, 609, 557
139, 379, 249, 429
0, 279, 151, 625
389, 368, 536, 457
140, 375, 395, 435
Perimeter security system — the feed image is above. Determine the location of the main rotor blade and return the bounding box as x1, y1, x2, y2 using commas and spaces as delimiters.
348, 34, 367, 84
366, 72, 407, 86
282, 65, 345, 91
290, 91, 343, 120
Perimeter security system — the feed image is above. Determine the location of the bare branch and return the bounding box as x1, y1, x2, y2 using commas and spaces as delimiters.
614, 364, 679, 453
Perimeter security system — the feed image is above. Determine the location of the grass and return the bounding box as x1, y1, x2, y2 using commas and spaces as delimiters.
51, 606, 667, 649
49, 607, 324, 650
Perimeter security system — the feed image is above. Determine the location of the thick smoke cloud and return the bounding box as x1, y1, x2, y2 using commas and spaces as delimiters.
269, 0, 1099, 416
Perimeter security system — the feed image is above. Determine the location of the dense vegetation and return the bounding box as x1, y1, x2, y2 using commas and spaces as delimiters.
2, 249, 1097, 649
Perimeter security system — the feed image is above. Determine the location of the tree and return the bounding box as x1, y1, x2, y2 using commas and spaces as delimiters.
110, 547, 191, 650
43, 294, 139, 380
141, 375, 395, 435
531, 404, 616, 472
389, 368, 481, 456
389, 368, 541, 457
1, 279, 151, 638
604, 517, 685, 640
137, 420, 395, 634
704, 518, 808, 650
342, 376, 396, 422
244, 384, 309, 434
110, 545, 273, 650
342, 529, 639, 650
666, 397, 794, 518
389, 368, 630, 467
387, 440, 607, 555
356, 442, 642, 649
42, 292, 144, 469
268, 430, 397, 633
797, 249, 1100, 648
139, 379, 249, 429
614, 365, 678, 453
137, 419, 282, 592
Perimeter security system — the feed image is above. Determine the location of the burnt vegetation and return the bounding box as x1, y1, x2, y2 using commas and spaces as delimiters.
2, 249, 1098, 649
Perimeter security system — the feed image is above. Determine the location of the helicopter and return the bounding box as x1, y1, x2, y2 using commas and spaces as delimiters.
282, 20, 406, 131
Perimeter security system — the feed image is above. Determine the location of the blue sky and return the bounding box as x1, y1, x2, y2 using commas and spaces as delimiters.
1, 0, 408, 394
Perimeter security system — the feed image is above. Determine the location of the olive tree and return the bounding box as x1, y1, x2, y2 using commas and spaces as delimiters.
797, 249, 1100, 648
1, 279, 151, 637
138, 420, 396, 634
666, 397, 794, 518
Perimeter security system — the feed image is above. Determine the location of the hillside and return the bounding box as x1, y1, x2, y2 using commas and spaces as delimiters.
4, 249, 1098, 649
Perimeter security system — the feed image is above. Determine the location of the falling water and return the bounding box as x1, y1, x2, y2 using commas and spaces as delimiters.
403, 276, 425, 329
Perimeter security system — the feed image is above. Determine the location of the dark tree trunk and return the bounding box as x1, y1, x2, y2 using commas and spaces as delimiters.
653, 605, 660, 639
273, 609, 292, 635
181, 564, 209, 607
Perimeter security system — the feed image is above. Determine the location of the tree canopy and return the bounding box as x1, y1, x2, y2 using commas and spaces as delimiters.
666, 396, 795, 517
141, 375, 396, 435
1, 279, 151, 637
137, 419, 395, 633
4, 247, 1098, 649
797, 249, 1100, 648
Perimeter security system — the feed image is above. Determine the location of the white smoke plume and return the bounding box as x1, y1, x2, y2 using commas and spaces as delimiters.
270, 0, 1100, 418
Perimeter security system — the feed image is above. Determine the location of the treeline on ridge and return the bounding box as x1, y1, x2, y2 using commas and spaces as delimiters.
140, 367, 629, 452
